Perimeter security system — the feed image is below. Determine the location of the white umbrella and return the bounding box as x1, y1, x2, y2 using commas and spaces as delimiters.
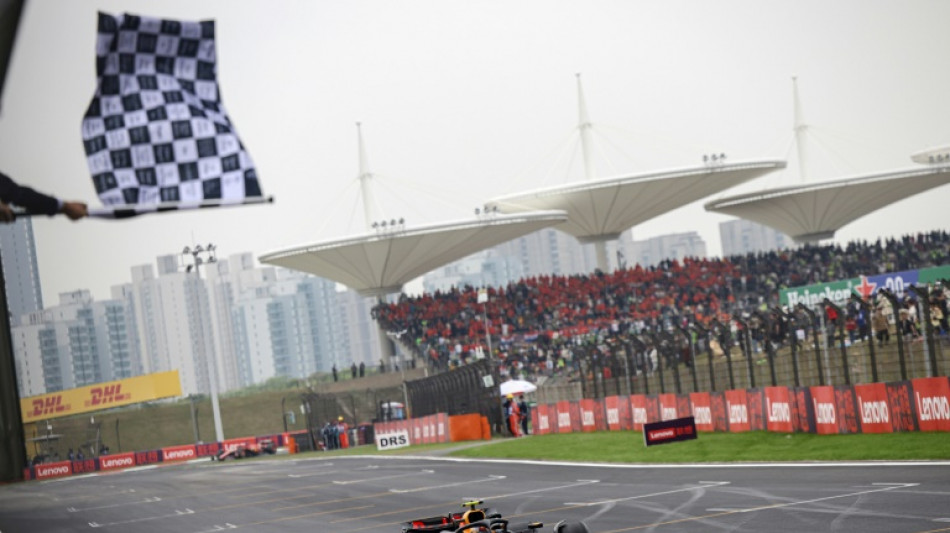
500, 379, 537, 396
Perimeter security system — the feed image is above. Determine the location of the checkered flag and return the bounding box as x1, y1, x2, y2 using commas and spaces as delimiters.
81, 12, 263, 213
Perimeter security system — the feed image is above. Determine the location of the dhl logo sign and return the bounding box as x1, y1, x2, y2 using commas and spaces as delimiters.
21, 371, 182, 423
85, 384, 131, 407
31, 395, 70, 417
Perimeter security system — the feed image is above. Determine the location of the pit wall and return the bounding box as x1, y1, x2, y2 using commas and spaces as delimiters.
531, 376, 950, 435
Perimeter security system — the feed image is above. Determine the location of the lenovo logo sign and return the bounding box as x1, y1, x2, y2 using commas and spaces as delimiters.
163, 447, 196, 461
727, 402, 748, 424
35, 462, 72, 479
767, 399, 791, 423
692, 406, 712, 425
607, 408, 620, 425
858, 395, 890, 424
916, 392, 950, 422
557, 412, 571, 428
581, 410, 594, 426
632, 408, 647, 424
99, 455, 134, 470
814, 400, 836, 424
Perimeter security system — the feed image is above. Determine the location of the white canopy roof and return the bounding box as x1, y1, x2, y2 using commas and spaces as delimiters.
485, 160, 785, 242
704, 166, 950, 242
259, 210, 568, 297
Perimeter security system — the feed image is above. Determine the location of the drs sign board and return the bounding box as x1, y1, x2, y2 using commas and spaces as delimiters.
375, 429, 410, 451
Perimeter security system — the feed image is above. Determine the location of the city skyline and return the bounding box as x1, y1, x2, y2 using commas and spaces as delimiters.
1, 1, 949, 307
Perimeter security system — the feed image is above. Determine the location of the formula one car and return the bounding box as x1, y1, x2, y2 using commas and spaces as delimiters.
401, 500, 589, 533
213, 439, 276, 461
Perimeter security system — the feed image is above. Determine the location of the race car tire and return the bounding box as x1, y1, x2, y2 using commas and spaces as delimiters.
553, 521, 590, 533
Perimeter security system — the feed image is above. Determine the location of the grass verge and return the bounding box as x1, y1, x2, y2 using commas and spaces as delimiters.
443, 431, 950, 463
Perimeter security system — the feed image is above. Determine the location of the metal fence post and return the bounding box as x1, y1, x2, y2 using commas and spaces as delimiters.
850, 291, 878, 383
879, 289, 908, 380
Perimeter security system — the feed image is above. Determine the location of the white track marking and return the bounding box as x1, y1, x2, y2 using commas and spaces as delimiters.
287, 470, 339, 478
88, 508, 194, 528
332, 469, 433, 485
389, 475, 506, 493
67, 496, 161, 512
194, 524, 238, 532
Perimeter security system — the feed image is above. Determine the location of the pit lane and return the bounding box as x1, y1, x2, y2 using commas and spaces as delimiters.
2, 455, 950, 533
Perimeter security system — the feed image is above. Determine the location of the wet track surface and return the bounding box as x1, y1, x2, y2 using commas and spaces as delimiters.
2, 455, 950, 532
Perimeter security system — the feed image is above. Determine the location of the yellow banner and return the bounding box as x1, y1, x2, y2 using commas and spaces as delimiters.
20, 371, 182, 423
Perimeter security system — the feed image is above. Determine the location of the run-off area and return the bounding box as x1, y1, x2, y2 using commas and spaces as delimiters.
1, 456, 949, 533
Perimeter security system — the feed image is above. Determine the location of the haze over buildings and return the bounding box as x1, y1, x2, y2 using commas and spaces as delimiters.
9, 244, 385, 398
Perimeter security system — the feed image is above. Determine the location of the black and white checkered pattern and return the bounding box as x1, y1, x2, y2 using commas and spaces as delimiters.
81, 12, 261, 207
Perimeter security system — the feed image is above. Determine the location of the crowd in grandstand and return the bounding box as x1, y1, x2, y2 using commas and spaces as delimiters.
372, 230, 950, 380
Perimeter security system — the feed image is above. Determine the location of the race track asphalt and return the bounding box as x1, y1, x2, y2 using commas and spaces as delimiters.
2, 453, 950, 533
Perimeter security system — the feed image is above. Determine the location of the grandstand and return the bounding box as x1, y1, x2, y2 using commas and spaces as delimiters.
374, 230, 950, 396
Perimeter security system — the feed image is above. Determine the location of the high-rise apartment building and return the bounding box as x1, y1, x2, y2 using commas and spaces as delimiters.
0, 218, 43, 317
719, 219, 796, 257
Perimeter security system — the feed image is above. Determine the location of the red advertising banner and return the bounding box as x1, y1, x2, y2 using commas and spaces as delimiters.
412, 419, 423, 443
437, 413, 449, 442
196, 442, 221, 457
835, 386, 859, 434
710, 392, 728, 432
569, 401, 582, 432
792, 387, 810, 432
422, 417, 433, 444
724, 389, 750, 432
810, 386, 838, 434
580, 399, 596, 432
222, 437, 255, 454
556, 401, 572, 433
676, 395, 691, 422
644, 396, 660, 425
643, 417, 698, 446
34, 460, 72, 480
162, 444, 197, 462
98, 452, 135, 471
912, 377, 950, 432
689, 392, 714, 432
855, 383, 892, 434
886, 382, 916, 432
617, 394, 632, 431
747, 389, 766, 431
70, 459, 97, 474
764, 387, 794, 433
593, 400, 606, 431
135, 449, 161, 465
534, 404, 551, 435
659, 394, 678, 421
605, 396, 622, 431
630, 395, 648, 431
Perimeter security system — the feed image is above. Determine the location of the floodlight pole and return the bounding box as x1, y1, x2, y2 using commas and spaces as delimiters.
181, 244, 224, 443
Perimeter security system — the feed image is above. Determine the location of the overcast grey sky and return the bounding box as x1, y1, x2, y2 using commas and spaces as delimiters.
2, 0, 949, 305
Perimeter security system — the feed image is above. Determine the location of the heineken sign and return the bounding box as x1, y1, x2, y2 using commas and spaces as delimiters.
780, 265, 950, 308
